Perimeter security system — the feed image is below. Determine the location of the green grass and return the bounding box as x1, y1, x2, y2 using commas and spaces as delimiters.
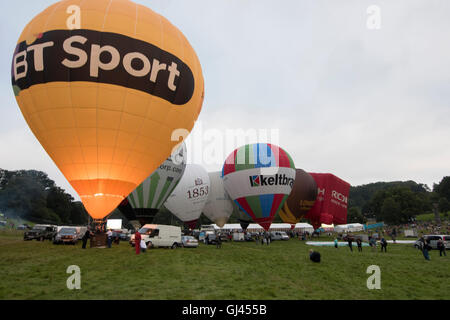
0, 229, 449, 300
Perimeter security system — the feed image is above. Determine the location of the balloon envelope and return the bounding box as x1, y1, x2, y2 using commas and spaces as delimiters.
202, 171, 233, 228
222, 143, 296, 230
305, 173, 351, 229
119, 143, 186, 225
164, 164, 210, 229
280, 169, 318, 222
12, 0, 204, 220
232, 201, 252, 231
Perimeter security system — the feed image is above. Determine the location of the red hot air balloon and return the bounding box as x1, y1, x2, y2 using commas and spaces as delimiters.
305, 173, 351, 229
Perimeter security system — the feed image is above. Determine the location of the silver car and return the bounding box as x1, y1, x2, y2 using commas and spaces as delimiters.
414, 235, 450, 250
182, 236, 198, 248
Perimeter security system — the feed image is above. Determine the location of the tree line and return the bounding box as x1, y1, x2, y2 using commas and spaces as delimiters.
347, 177, 450, 225
1, 168, 448, 227
0, 169, 89, 225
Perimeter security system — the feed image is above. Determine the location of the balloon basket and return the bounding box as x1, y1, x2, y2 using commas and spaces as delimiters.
90, 232, 107, 248
92, 219, 107, 233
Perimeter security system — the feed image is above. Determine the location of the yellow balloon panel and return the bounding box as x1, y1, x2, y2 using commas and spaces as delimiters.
279, 203, 301, 225
12, 0, 204, 219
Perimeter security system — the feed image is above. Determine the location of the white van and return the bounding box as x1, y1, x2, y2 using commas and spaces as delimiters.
233, 232, 245, 242
423, 235, 450, 250
130, 224, 181, 249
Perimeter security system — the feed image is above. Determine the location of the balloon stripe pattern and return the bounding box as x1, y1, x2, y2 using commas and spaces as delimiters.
125, 143, 186, 218
222, 143, 296, 230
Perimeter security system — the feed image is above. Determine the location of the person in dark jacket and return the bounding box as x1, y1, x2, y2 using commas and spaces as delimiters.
437, 238, 446, 257
347, 237, 353, 252
309, 249, 321, 263
380, 238, 388, 252
82, 228, 91, 249
356, 238, 363, 252
420, 236, 431, 261
216, 234, 222, 249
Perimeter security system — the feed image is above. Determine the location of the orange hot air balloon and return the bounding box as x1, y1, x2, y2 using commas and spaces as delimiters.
11, 0, 204, 222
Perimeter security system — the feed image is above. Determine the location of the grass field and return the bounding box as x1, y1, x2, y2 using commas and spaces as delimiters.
0, 230, 449, 300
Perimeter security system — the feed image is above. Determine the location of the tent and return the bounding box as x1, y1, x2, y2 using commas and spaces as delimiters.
212, 223, 314, 233
334, 223, 365, 233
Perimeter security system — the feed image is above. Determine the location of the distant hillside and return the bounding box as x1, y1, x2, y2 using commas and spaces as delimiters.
349, 180, 430, 214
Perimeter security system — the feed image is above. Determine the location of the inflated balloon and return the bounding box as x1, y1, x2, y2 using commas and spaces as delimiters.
164, 164, 210, 229
305, 173, 351, 229
11, 0, 204, 221
119, 142, 186, 225
279, 169, 318, 224
278, 204, 300, 226
202, 172, 233, 228
222, 143, 296, 230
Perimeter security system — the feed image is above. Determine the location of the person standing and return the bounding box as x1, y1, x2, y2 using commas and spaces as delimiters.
134, 230, 142, 255
106, 229, 113, 248
140, 239, 147, 253
380, 237, 388, 252
391, 228, 397, 244
216, 234, 222, 249
334, 238, 338, 249
437, 238, 446, 257
347, 237, 353, 252
356, 238, 363, 252
82, 228, 91, 249
265, 232, 271, 246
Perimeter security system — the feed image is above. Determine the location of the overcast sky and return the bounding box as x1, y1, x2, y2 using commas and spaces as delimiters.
1, 0, 449, 200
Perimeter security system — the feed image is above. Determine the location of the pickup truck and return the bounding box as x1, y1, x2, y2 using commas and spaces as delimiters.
24, 225, 57, 241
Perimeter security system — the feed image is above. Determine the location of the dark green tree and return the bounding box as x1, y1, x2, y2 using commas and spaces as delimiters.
347, 207, 367, 224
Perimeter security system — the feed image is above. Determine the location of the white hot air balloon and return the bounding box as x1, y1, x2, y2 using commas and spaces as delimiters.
164, 164, 210, 229
202, 171, 233, 228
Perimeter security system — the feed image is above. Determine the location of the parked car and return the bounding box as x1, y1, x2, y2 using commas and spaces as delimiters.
24, 224, 57, 241
181, 236, 198, 248
270, 231, 289, 241
204, 233, 218, 245
17, 224, 32, 230
53, 227, 80, 245
414, 235, 450, 250
118, 231, 131, 241
130, 224, 181, 249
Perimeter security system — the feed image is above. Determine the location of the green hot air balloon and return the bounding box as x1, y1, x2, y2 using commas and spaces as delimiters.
119, 143, 186, 226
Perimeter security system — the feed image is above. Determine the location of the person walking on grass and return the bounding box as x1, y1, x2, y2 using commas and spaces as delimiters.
369, 236, 377, 251
420, 236, 431, 261
356, 238, 363, 252
380, 237, 388, 252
